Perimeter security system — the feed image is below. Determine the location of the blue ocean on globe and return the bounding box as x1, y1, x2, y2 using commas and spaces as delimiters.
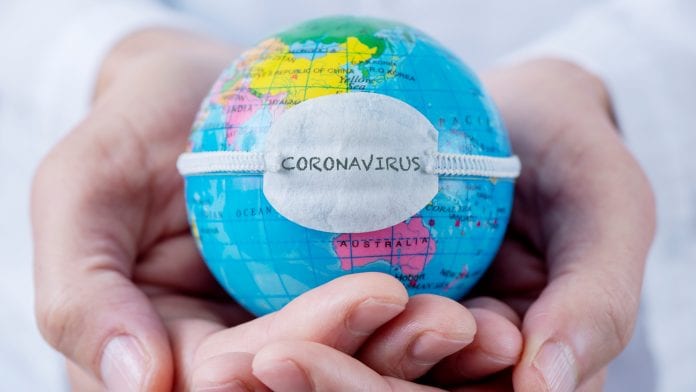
182, 16, 515, 316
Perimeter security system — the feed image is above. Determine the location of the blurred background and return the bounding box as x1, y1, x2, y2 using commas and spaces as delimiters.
1, 0, 694, 390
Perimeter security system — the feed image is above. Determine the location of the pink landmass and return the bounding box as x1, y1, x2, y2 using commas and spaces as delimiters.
221, 88, 286, 145
333, 218, 436, 276
446, 264, 469, 290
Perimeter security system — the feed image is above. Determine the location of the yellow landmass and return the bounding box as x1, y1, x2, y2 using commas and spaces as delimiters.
213, 38, 288, 105
248, 36, 378, 102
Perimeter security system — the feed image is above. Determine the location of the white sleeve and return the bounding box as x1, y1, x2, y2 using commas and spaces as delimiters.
0, 0, 201, 139
505, 0, 696, 144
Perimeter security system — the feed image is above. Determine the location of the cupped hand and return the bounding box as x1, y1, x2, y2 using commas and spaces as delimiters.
32, 29, 521, 391
469, 59, 656, 391
31, 28, 242, 391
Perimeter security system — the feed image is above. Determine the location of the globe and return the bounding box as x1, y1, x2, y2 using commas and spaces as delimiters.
180, 16, 518, 316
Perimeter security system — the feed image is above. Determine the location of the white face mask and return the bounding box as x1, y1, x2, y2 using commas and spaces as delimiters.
177, 92, 520, 233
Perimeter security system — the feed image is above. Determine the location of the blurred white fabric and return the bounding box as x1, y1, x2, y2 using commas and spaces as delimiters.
1, 0, 694, 390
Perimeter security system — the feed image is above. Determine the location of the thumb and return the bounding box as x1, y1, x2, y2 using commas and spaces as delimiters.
39, 272, 172, 392
514, 174, 655, 390
513, 134, 655, 392
32, 136, 172, 391
514, 269, 635, 392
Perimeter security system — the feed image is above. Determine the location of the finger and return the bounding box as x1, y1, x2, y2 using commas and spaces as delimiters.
464, 296, 521, 327
148, 292, 252, 328
197, 273, 408, 355
192, 352, 271, 392
357, 294, 475, 380
192, 273, 408, 374
428, 306, 522, 384
253, 341, 446, 392
70, 350, 273, 392
32, 130, 173, 391
135, 233, 227, 298
512, 244, 650, 392
149, 294, 252, 390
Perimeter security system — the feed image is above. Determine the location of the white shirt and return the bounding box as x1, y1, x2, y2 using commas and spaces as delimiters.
1, 1, 694, 390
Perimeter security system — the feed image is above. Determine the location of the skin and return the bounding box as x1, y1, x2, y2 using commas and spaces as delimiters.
31, 28, 654, 391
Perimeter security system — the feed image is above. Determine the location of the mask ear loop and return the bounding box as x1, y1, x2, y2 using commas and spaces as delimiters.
426, 152, 521, 178
177, 151, 265, 174
176, 151, 521, 179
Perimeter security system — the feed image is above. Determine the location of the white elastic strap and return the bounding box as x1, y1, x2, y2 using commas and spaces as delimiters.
177, 151, 521, 178
428, 153, 521, 178
177, 151, 265, 174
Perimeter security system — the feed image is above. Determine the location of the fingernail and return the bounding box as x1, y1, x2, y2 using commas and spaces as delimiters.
195, 380, 252, 392
347, 299, 405, 335
254, 359, 310, 391
533, 341, 577, 392
101, 335, 149, 392
409, 331, 471, 365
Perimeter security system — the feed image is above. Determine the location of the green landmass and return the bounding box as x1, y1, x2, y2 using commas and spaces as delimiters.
277, 16, 406, 57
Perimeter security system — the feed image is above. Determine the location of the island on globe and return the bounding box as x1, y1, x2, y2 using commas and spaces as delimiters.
177, 16, 520, 316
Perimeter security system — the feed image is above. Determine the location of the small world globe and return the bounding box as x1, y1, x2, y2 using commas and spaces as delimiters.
179, 16, 518, 316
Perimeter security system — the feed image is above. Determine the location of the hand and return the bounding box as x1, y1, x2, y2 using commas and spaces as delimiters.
185, 290, 521, 391
63, 272, 475, 391
469, 59, 656, 391
31, 28, 521, 391
184, 275, 513, 391
31, 28, 242, 390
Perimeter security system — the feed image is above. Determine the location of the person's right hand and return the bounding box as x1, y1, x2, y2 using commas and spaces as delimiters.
31, 28, 521, 391
465, 59, 657, 391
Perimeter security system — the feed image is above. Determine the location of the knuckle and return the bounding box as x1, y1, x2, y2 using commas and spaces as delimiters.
385, 361, 408, 380
35, 288, 84, 356
595, 279, 638, 353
